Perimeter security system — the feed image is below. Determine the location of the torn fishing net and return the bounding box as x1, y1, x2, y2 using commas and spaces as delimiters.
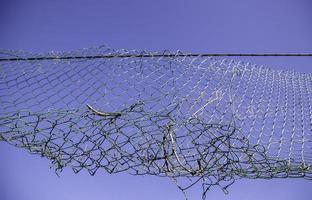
0, 46, 311, 199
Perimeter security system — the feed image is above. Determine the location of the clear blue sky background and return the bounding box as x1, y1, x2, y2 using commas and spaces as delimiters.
0, 0, 312, 200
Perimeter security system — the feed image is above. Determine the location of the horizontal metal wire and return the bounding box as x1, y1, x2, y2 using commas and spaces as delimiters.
1, 53, 312, 62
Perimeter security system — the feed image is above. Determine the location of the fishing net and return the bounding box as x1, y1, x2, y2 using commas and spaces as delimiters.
0, 46, 311, 199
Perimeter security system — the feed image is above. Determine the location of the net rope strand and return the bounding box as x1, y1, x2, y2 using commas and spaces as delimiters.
0, 45, 311, 199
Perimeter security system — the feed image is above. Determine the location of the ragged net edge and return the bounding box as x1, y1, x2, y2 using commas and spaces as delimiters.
0, 45, 312, 199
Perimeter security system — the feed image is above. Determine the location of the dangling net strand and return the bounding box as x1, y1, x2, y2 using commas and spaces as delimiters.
0, 46, 311, 199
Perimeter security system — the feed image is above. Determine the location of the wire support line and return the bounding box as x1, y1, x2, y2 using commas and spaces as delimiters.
1, 53, 312, 62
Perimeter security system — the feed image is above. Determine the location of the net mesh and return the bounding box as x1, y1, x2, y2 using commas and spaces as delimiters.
0, 46, 311, 199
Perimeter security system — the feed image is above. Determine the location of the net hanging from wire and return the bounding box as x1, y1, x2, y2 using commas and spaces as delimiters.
0, 46, 311, 199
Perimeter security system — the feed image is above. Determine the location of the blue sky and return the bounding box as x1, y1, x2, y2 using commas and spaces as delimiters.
0, 0, 312, 200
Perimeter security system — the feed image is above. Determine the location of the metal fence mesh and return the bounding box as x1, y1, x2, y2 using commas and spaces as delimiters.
0, 46, 311, 199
